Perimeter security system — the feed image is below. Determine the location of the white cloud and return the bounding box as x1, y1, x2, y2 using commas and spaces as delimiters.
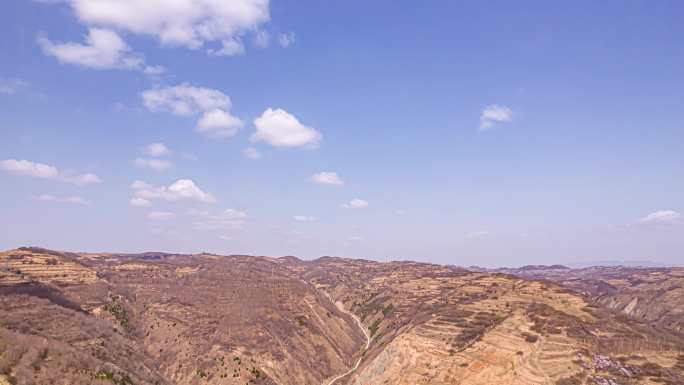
37, 28, 153, 71
252, 108, 322, 149
254, 30, 270, 48
0, 78, 27, 94
143, 142, 172, 157
311, 171, 344, 186
49, 0, 270, 55
134, 158, 171, 172
207, 37, 245, 56
479, 104, 513, 131
129, 197, 152, 207
347, 235, 364, 242
131, 179, 216, 203
277, 32, 295, 47
196, 109, 244, 138
0, 159, 101, 186
340, 199, 369, 209
243, 147, 262, 159
639, 210, 681, 224
294, 215, 316, 222
143, 65, 165, 75
192, 208, 247, 231
142, 84, 243, 139
147, 211, 176, 220
34, 194, 90, 205
142, 84, 231, 116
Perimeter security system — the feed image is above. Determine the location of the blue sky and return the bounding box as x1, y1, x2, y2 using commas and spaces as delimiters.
1, 1, 682, 266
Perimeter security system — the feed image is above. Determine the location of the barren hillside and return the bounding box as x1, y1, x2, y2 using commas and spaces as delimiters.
2, 248, 684, 385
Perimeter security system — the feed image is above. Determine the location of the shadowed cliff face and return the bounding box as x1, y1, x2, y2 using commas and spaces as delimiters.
2, 248, 684, 385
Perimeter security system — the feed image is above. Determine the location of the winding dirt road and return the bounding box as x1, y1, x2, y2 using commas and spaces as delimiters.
321, 292, 371, 385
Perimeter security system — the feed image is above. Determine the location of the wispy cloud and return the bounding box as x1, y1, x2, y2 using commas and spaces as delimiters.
147, 211, 176, 220
134, 158, 172, 172
639, 210, 680, 225
129, 197, 152, 207
0, 78, 28, 94
0, 159, 101, 186
33, 194, 91, 205
37, 28, 163, 74
479, 104, 513, 131
311, 171, 344, 186
278, 32, 295, 48
243, 147, 262, 159
191, 208, 247, 231
293, 215, 316, 222
143, 143, 172, 157
340, 199, 369, 209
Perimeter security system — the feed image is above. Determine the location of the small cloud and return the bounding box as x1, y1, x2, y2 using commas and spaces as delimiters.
208, 38, 245, 56
278, 32, 295, 48
192, 208, 247, 231
220, 234, 233, 241
294, 215, 316, 222
0, 78, 28, 94
196, 108, 244, 138
134, 158, 172, 172
340, 199, 369, 209
143, 142, 172, 157
34, 194, 90, 205
243, 147, 262, 159
143, 65, 166, 75
479, 104, 513, 131
147, 211, 176, 220
129, 197, 152, 207
37, 28, 161, 74
347, 235, 364, 242
311, 171, 344, 186
252, 108, 322, 149
639, 210, 680, 225
131, 179, 216, 203
254, 30, 270, 48
142, 83, 230, 117
142, 83, 242, 139
0, 159, 101, 186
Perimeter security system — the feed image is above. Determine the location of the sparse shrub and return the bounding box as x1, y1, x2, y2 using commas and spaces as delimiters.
523, 332, 538, 343
368, 319, 381, 337
103, 296, 130, 331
